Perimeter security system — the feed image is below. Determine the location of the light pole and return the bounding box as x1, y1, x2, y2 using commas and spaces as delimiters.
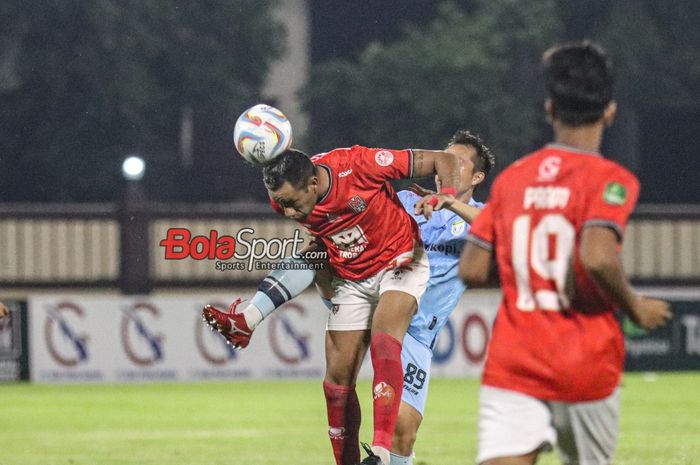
120, 155, 151, 294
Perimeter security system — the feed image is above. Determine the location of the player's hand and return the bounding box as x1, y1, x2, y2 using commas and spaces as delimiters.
0, 303, 8, 319
408, 183, 435, 197
414, 193, 455, 219
628, 297, 672, 331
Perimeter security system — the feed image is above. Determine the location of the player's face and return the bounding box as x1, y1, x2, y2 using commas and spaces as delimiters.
438, 143, 479, 193
269, 181, 317, 221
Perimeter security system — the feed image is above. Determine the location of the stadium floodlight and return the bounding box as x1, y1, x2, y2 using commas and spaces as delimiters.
122, 156, 146, 181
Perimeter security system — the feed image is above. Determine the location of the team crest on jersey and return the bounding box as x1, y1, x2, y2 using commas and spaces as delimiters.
537, 156, 562, 181
603, 182, 627, 205
348, 195, 367, 214
374, 150, 394, 167
451, 220, 466, 236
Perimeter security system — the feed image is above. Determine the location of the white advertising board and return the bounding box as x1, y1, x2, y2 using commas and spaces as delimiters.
29, 290, 501, 383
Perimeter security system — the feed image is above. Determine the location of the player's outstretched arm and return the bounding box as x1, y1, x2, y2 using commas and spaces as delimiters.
411, 150, 461, 218
408, 182, 482, 222
411, 150, 460, 188
580, 226, 672, 330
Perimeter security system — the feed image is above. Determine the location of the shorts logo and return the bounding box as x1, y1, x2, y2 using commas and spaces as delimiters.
603, 182, 627, 205
537, 156, 561, 181
348, 195, 367, 214
374, 150, 394, 167
451, 220, 466, 236
373, 381, 395, 407
331, 304, 340, 315
390, 269, 403, 280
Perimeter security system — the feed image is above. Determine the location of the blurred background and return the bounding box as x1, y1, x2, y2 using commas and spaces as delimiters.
1, 0, 699, 204
0, 0, 698, 388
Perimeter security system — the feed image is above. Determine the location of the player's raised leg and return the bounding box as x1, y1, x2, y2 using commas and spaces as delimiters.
202, 255, 318, 348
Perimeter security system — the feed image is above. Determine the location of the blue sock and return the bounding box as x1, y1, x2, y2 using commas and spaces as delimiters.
250, 256, 316, 318
389, 452, 413, 465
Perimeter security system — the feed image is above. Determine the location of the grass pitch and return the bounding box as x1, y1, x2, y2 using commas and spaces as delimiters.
1, 373, 698, 465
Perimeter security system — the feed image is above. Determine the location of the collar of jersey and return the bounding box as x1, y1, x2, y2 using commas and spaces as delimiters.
546, 143, 602, 157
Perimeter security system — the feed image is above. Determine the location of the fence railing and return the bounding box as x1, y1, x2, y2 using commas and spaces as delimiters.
1, 202, 699, 292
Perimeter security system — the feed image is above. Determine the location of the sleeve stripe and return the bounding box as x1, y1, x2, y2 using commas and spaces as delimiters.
583, 219, 624, 240
408, 149, 414, 178
466, 234, 493, 251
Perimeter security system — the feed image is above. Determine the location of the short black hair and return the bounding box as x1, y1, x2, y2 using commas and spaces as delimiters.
262, 148, 315, 191
543, 41, 613, 126
449, 129, 495, 177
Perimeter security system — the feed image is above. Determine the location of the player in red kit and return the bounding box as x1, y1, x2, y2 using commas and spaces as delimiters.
206, 144, 460, 465
460, 42, 672, 465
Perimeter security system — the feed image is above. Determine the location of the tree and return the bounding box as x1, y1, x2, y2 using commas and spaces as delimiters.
0, 0, 284, 201
558, 0, 700, 201
304, 0, 561, 191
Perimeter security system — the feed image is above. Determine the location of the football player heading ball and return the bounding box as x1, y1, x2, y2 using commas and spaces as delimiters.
206, 141, 462, 465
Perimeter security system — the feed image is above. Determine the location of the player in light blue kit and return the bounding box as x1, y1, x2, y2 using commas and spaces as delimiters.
388, 130, 495, 465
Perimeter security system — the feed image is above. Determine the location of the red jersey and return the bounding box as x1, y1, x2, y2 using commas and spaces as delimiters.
468, 143, 640, 402
272, 145, 421, 281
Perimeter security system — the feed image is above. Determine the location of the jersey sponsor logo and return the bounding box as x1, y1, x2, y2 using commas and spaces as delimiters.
425, 242, 460, 255
329, 225, 368, 254
537, 156, 562, 181
338, 168, 353, 178
374, 150, 394, 167
347, 195, 367, 214
603, 182, 627, 205
523, 186, 570, 210
451, 220, 466, 236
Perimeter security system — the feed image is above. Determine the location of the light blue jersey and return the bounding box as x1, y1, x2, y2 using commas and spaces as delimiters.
398, 190, 483, 348
397, 190, 483, 416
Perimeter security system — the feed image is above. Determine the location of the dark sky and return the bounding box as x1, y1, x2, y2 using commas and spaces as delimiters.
310, 0, 439, 62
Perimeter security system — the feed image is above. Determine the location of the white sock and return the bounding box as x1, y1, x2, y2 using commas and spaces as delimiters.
389, 452, 413, 465
372, 446, 391, 465
241, 304, 263, 329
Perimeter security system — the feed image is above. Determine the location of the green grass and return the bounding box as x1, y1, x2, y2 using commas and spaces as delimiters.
1, 373, 698, 465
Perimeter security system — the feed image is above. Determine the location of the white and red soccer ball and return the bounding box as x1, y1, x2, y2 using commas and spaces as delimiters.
233, 104, 293, 165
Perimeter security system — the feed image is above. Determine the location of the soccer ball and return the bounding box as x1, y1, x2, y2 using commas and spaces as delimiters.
233, 104, 293, 165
